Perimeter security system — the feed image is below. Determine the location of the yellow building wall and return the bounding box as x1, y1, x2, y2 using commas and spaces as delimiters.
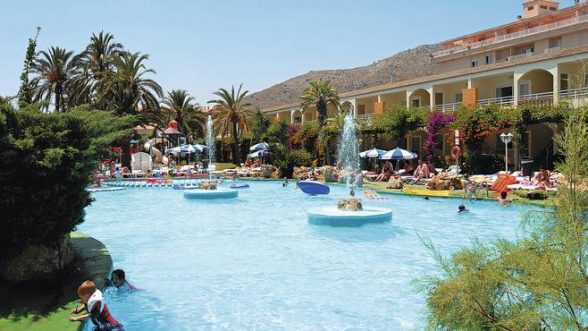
473, 75, 514, 99
380, 92, 406, 106
521, 70, 553, 93
434, 82, 468, 104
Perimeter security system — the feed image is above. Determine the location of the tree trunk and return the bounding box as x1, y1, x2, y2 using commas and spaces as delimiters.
232, 121, 240, 165
317, 99, 327, 127
120, 137, 131, 169
55, 86, 61, 113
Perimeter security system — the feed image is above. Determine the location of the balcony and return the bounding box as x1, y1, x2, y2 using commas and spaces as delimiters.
477, 96, 515, 107
432, 13, 588, 58
519, 91, 554, 105
356, 113, 374, 121
435, 102, 463, 112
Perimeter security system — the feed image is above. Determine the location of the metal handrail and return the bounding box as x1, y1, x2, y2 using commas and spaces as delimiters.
477, 96, 514, 106
435, 102, 463, 112
519, 91, 554, 101
433, 13, 588, 58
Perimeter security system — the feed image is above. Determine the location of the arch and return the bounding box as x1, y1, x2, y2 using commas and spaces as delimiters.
291, 109, 303, 123
340, 100, 354, 115
407, 89, 431, 108
518, 69, 554, 98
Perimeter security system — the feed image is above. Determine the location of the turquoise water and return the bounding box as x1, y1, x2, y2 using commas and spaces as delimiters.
80, 182, 527, 330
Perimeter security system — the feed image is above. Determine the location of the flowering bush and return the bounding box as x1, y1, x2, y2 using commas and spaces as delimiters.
423, 112, 455, 162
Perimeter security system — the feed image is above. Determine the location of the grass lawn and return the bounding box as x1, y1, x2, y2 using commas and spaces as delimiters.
0, 232, 112, 331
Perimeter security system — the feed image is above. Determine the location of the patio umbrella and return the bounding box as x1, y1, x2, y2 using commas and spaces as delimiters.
359, 148, 387, 158
380, 148, 417, 160
381, 147, 418, 171
247, 150, 265, 159
249, 142, 269, 151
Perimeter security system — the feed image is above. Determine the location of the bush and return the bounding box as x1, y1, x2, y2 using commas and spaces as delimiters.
526, 190, 549, 200
0, 103, 133, 257
269, 144, 312, 178
461, 151, 503, 174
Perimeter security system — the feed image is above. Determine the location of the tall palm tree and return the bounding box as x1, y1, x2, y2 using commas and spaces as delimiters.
208, 84, 252, 164
300, 79, 340, 127
100, 52, 163, 166
162, 89, 205, 141
74, 31, 124, 106
100, 52, 162, 116
30, 46, 80, 112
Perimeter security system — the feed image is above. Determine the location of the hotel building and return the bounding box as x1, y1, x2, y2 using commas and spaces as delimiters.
261, 0, 588, 168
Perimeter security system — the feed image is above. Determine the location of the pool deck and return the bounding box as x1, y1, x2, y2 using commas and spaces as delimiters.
0, 232, 113, 331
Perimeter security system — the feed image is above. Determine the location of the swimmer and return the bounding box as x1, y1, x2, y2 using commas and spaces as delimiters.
497, 191, 510, 206
423, 196, 430, 200
282, 177, 289, 187
105, 269, 138, 292
458, 204, 469, 213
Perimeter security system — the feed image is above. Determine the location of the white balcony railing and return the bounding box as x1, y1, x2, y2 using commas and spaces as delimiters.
506, 52, 534, 61
477, 96, 515, 107
560, 87, 588, 99
432, 13, 588, 58
435, 102, 463, 112
356, 113, 374, 121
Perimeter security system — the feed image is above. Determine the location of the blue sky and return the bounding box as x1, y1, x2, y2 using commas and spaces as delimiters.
0, 0, 577, 103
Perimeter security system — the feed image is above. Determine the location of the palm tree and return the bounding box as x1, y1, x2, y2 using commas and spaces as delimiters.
208, 84, 252, 164
100, 52, 162, 116
162, 89, 205, 141
30, 46, 80, 112
74, 31, 124, 106
300, 79, 340, 127
99, 52, 163, 167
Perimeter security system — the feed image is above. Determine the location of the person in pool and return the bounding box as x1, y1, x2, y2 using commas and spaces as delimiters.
70, 280, 124, 330
497, 191, 510, 206
106, 269, 138, 292
458, 204, 469, 213
282, 177, 289, 187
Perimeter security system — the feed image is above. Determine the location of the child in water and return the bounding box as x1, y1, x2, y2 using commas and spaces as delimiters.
497, 191, 510, 205
458, 204, 469, 213
70, 280, 124, 330
282, 177, 289, 187
106, 269, 138, 292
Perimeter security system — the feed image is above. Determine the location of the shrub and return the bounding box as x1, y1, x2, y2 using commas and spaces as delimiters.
0, 103, 133, 256
269, 144, 312, 178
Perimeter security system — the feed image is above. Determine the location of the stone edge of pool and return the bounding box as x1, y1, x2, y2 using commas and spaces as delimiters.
0, 232, 113, 331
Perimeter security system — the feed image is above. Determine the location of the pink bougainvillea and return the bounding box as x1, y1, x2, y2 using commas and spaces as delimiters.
424, 112, 455, 162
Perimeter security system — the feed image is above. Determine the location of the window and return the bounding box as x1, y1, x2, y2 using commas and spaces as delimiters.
548, 37, 561, 49
471, 58, 479, 67
496, 86, 513, 98
549, 6, 557, 11
527, 6, 534, 11
411, 98, 421, 107
485, 54, 493, 64
560, 73, 569, 91
455, 93, 463, 103
410, 136, 421, 156
357, 104, 366, 115
520, 80, 532, 96
540, 5, 547, 9
435, 93, 444, 105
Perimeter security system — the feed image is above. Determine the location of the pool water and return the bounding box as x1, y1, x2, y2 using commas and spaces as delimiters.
80, 182, 526, 330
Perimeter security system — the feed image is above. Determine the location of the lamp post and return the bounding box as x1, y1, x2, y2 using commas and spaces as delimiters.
500, 132, 513, 173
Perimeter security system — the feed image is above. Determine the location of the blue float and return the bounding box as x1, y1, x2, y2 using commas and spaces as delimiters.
230, 183, 250, 189
297, 180, 330, 196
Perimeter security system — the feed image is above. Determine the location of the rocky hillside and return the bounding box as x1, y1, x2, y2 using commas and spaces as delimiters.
247, 44, 442, 109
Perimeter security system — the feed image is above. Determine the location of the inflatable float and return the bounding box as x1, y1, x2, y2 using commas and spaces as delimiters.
297, 180, 330, 196
230, 183, 250, 189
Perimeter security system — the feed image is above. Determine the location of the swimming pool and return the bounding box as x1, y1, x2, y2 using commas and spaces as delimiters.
80, 181, 526, 330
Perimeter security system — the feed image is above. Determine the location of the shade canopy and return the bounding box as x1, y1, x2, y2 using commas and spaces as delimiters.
249, 142, 269, 151
359, 148, 387, 158
165, 144, 207, 154
380, 148, 417, 160
247, 150, 266, 158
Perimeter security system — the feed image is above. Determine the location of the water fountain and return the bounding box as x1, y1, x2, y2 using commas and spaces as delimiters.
307, 109, 392, 226
184, 115, 239, 200
337, 112, 360, 188
205, 115, 216, 167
